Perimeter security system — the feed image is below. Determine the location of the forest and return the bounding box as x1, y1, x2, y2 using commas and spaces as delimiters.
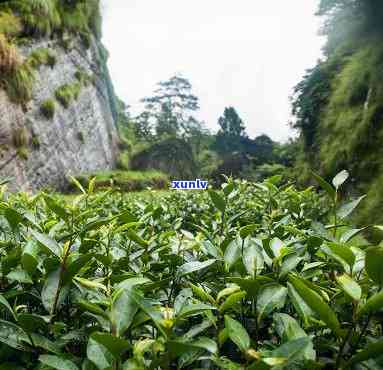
0, 0, 383, 369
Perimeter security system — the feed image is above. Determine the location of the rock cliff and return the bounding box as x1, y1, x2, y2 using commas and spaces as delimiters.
0, 36, 118, 192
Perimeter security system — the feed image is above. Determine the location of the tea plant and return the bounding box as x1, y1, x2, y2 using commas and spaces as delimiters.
0, 172, 382, 369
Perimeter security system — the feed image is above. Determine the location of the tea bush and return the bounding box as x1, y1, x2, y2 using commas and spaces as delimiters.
0, 172, 382, 369
70, 170, 169, 193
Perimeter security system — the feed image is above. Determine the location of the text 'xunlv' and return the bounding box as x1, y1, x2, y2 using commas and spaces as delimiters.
171, 179, 208, 190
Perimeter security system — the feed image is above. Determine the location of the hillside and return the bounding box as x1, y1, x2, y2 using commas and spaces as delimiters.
0, 0, 118, 191
291, 0, 383, 227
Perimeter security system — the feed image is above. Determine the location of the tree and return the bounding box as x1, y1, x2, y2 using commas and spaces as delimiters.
140, 75, 201, 139
214, 107, 248, 154
317, 0, 383, 53
133, 111, 154, 142
252, 134, 275, 165
290, 60, 340, 151
217, 107, 247, 137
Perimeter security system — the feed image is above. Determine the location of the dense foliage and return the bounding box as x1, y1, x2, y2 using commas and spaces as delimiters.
122, 76, 293, 183
0, 172, 382, 369
0, 0, 102, 39
0, 0, 103, 106
291, 0, 383, 226
72, 170, 169, 193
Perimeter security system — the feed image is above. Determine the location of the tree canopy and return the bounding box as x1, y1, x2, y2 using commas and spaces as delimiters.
138, 75, 202, 139
217, 107, 247, 138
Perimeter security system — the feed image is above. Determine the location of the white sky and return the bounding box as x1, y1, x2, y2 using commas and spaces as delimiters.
101, 0, 325, 142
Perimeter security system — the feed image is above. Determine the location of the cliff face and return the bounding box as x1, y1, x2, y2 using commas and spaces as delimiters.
0, 37, 118, 192
293, 38, 383, 227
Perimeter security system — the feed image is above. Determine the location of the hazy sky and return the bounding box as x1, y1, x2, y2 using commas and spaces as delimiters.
101, 0, 325, 142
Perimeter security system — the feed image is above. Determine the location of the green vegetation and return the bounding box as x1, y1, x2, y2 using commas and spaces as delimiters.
291, 0, 383, 226
16, 145, 28, 160
0, 42, 58, 105
54, 70, 94, 109
120, 76, 294, 183
0, 172, 382, 368
0, 33, 36, 105
0, 11, 22, 37
55, 82, 82, 108
70, 170, 169, 192
77, 130, 85, 143
29, 47, 57, 68
75, 67, 95, 86
0, 0, 102, 104
3, 60, 36, 104
40, 98, 56, 119
31, 132, 40, 149
0, 33, 21, 73
12, 126, 29, 159
1, 0, 102, 39
12, 126, 28, 148
130, 138, 198, 179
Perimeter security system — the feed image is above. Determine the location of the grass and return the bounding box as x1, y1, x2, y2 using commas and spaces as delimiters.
7, 0, 100, 39
58, 0, 102, 39
16, 146, 28, 160
11, 127, 29, 160
77, 131, 85, 143
40, 99, 56, 119
74, 68, 95, 86
68, 170, 169, 193
319, 41, 383, 178
28, 47, 57, 68
55, 82, 82, 108
0, 40, 58, 105
0, 12, 22, 37
15, 0, 61, 37
12, 127, 28, 148
0, 33, 21, 73
3, 62, 36, 104
0, 0, 102, 104
54, 70, 94, 109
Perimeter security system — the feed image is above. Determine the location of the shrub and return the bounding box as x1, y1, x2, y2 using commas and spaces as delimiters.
31, 133, 40, 149
0, 33, 21, 74
0, 171, 382, 369
0, 12, 22, 37
0, 43, 57, 106
69, 170, 169, 192
74, 68, 94, 86
80, 31, 92, 49
77, 131, 85, 143
40, 98, 55, 119
12, 127, 28, 148
55, 82, 81, 108
16, 146, 28, 160
28, 47, 57, 68
3, 61, 36, 104
1, 0, 102, 40
116, 150, 130, 170
55, 84, 72, 108
130, 138, 197, 179
13, 0, 61, 36
0, 0, 102, 105
59, 0, 101, 38
61, 34, 73, 50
